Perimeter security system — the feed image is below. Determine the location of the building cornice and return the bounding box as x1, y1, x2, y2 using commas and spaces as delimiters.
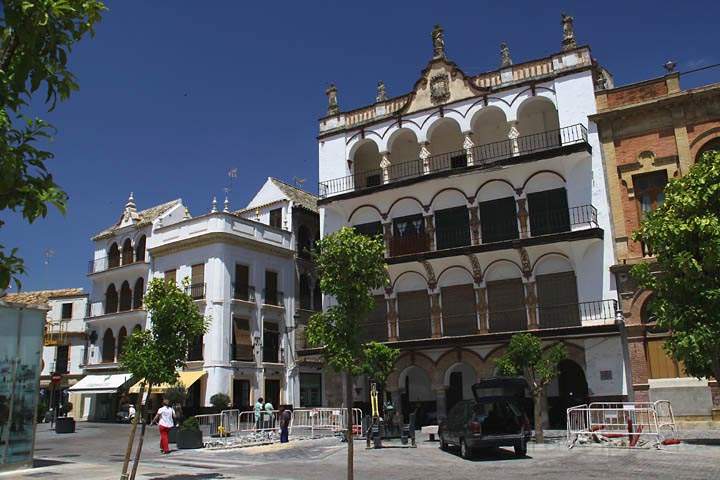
148, 231, 294, 258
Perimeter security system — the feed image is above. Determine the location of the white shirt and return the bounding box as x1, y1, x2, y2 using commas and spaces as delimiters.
157, 406, 175, 428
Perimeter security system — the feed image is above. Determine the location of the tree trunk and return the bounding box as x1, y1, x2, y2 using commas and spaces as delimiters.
533, 388, 544, 444
120, 382, 145, 480
0, 33, 18, 73
129, 383, 152, 480
346, 371, 354, 480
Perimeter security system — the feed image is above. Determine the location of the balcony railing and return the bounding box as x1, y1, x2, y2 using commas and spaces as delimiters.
529, 205, 598, 236
263, 289, 284, 307
186, 283, 206, 300
231, 343, 254, 362
319, 124, 588, 198
232, 283, 256, 302
435, 225, 472, 250
488, 299, 618, 333
87, 256, 144, 274
390, 232, 430, 256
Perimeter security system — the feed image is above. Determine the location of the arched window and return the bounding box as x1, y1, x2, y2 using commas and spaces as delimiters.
119, 280, 132, 311
133, 278, 144, 309
135, 235, 146, 262
297, 225, 312, 259
313, 282, 322, 311
122, 238, 134, 265
117, 326, 128, 358
133, 324, 142, 334
108, 243, 120, 269
697, 137, 720, 162
102, 328, 116, 363
105, 284, 119, 314
299, 274, 311, 310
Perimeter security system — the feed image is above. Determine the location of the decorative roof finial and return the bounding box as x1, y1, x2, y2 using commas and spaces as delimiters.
325, 84, 339, 115
210, 196, 218, 213
183, 206, 191, 220
431, 24, 445, 59
125, 192, 137, 214
223, 192, 230, 213
664, 60, 677, 73
561, 13, 577, 51
376, 81, 387, 103
500, 42, 512, 67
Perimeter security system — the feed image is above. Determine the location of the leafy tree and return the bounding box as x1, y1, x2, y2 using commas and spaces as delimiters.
119, 278, 208, 480
631, 150, 720, 383
306, 227, 388, 480
0, 0, 106, 289
210, 393, 230, 412
495, 333, 566, 443
362, 341, 400, 411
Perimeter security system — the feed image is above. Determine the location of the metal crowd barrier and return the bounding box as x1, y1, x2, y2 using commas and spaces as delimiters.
567, 400, 677, 449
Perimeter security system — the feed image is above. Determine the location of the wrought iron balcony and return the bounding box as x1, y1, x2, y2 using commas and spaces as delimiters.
88, 255, 145, 274
319, 124, 589, 198
488, 299, 618, 333
263, 289, 284, 307
390, 232, 431, 256
232, 283, 256, 302
185, 283, 206, 300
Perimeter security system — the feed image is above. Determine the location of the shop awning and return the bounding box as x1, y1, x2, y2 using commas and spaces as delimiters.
68, 373, 132, 394
128, 370, 206, 394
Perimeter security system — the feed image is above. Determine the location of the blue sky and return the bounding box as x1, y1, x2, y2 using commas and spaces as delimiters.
4, 1, 719, 292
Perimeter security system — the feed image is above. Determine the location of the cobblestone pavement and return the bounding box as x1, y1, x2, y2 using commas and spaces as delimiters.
5, 423, 720, 480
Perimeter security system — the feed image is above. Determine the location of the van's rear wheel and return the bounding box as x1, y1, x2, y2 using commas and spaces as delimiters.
514, 437, 527, 457
460, 438, 472, 459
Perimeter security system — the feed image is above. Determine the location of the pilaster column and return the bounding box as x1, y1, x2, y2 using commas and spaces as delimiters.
435, 387, 448, 420
424, 213, 436, 251
468, 204, 481, 245
382, 220, 393, 257
463, 131, 475, 166
475, 286, 489, 333
516, 195, 529, 239
419, 142, 431, 174
379, 151, 392, 184
386, 296, 398, 341
524, 280, 539, 330
391, 390, 403, 419
430, 292, 442, 338
508, 121, 520, 156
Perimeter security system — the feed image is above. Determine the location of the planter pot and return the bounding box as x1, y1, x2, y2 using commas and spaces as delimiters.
168, 426, 179, 444
177, 429, 203, 449
55, 417, 75, 434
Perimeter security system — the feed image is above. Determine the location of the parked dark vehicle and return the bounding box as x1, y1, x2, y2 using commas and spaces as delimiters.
438, 377, 531, 459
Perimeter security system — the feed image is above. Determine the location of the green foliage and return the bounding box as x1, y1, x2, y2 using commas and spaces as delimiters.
306, 227, 389, 374
163, 383, 187, 406
209, 393, 230, 411
362, 341, 400, 385
0, 0, 106, 289
631, 150, 720, 381
180, 416, 199, 432
120, 278, 208, 387
495, 333, 566, 394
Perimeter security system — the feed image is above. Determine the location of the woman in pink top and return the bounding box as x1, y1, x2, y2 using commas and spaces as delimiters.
152, 399, 176, 454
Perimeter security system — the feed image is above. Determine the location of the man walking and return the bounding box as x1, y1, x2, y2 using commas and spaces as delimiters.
279, 405, 292, 443
263, 399, 274, 429
152, 399, 175, 454
254, 397, 264, 430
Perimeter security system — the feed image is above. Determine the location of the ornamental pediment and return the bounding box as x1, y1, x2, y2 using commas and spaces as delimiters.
403, 58, 485, 114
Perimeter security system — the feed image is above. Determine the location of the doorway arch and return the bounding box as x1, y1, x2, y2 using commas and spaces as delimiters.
548, 359, 588, 427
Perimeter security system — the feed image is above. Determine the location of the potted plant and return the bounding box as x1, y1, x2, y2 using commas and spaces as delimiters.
177, 416, 203, 449
164, 384, 187, 444
209, 393, 230, 413
55, 402, 75, 434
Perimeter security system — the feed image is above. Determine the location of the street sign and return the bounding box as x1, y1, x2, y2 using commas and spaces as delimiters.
51, 373, 62, 384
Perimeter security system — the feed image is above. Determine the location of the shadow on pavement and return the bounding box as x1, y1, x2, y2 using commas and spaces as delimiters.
683, 439, 720, 446
446, 447, 532, 462
33, 458, 72, 467
147, 474, 228, 480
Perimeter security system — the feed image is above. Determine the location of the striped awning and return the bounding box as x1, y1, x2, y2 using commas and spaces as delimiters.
128, 370, 206, 394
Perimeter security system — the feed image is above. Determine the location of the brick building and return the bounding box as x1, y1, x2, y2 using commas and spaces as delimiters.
591, 71, 720, 422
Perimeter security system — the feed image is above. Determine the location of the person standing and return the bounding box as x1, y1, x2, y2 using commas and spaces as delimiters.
279, 405, 292, 443
254, 397, 264, 430
152, 399, 175, 454
263, 399, 274, 429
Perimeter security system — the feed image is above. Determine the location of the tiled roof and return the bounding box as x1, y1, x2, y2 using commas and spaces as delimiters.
3, 288, 85, 306
269, 178, 318, 212
92, 199, 181, 240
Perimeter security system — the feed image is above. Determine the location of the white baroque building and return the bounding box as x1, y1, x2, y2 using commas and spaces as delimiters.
314, 21, 629, 427
76, 179, 321, 418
